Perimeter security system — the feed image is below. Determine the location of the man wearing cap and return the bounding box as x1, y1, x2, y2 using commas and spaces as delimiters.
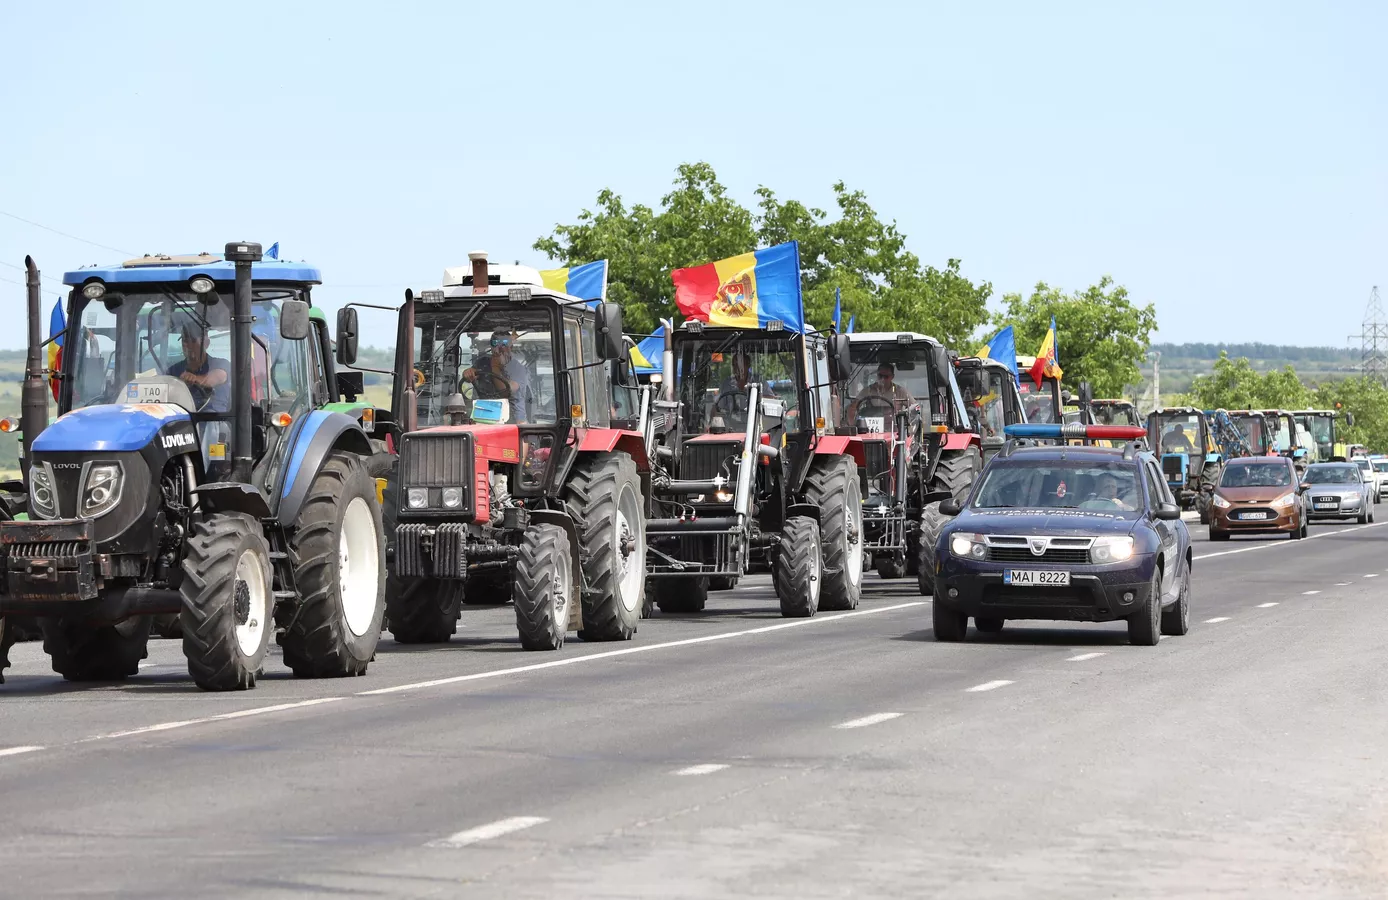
849, 362, 915, 422
463, 332, 532, 422
168, 324, 231, 413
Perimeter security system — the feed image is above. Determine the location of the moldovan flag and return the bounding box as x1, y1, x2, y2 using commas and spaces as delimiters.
47, 298, 65, 400
977, 326, 1019, 383
540, 259, 608, 302
671, 241, 804, 333
1029, 316, 1062, 387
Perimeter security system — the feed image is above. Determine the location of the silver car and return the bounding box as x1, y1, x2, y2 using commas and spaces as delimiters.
1302, 462, 1375, 523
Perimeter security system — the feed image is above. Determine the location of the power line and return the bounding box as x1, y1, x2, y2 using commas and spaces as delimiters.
0, 273, 64, 298
0, 209, 134, 257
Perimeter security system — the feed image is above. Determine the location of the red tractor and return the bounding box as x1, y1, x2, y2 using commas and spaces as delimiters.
355, 253, 652, 650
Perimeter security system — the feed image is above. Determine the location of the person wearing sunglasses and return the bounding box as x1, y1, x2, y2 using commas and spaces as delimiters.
463, 332, 532, 422
848, 362, 915, 424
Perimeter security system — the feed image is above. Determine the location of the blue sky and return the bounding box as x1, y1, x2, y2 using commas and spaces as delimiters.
2, 1, 1384, 350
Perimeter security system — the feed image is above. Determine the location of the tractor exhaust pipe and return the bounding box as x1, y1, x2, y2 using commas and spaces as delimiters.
469, 251, 488, 295
662, 320, 675, 403
224, 241, 263, 484
400, 289, 418, 435
20, 256, 50, 488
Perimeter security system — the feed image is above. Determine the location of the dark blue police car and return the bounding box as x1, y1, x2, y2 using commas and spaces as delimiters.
932, 424, 1192, 646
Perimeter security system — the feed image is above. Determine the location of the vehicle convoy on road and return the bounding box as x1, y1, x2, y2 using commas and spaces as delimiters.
0, 244, 386, 690
374, 253, 651, 650
840, 332, 979, 580
1147, 406, 1224, 522
931, 423, 1192, 646
1302, 462, 1375, 523
1294, 409, 1354, 462
1208, 455, 1308, 541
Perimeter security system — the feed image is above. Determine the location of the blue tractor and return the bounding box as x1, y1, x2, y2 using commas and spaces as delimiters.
0, 243, 386, 690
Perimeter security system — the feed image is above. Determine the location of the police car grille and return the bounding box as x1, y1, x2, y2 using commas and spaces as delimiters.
987, 546, 1092, 564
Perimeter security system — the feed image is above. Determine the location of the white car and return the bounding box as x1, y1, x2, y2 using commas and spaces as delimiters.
1352, 456, 1380, 502
1368, 456, 1388, 502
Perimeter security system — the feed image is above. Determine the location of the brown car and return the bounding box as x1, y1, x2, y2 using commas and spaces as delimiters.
1209, 456, 1307, 540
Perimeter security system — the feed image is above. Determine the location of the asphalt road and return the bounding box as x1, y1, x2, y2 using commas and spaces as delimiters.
3, 514, 1388, 899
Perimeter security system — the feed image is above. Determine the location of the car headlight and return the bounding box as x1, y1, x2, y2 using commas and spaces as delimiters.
1212, 494, 1231, 508
406, 487, 428, 509
1091, 535, 1135, 563
29, 464, 58, 519
441, 487, 463, 509
80, 464, 123, 518
949, 532, 987, 560
1272, 492, 1296, 508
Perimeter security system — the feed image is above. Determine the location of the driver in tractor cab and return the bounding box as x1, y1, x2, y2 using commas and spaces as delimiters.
168, 322, 230, 413
713, 348, 769, 428
849, 362, 915, 423
463, 331, 532, 423
1162, 423, 1196, 454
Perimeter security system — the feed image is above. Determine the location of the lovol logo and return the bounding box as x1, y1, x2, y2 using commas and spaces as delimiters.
161, 431, 196, 450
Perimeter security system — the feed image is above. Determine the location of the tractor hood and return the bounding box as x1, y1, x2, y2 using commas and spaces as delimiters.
33, 404, 194, 453
415, 423, 522, 462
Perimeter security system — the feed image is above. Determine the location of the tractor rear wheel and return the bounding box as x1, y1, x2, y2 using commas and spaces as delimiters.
282, 452, 386, 678
918, 448, 981, 596
565, 453, 645, 642
707, 576, 737, 591
775, 516, 823, 618
180, 511, 275, 691
875, 555, 908, 579
0, 617, 15, 684
651, 578, 708, 614
513, 523, 573, 650
386, 576, 464, 644
41, 615, 151, 682
803, 455, 864, 611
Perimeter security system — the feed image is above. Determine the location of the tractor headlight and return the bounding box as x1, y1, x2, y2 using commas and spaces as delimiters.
441, 487, 463, 509
406, 487, 428, 509
29, 464, 58, 519
189, 276, 216, 295
1212, 494, 1231, 508
949, 532, 987, 560
80, 464, 123, 518
81, 281, 106, 300
1091, 535, 1135, 563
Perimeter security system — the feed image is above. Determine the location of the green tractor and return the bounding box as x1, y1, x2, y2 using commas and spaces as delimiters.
1293, 409, 1355, 462
0, 244, 386, 690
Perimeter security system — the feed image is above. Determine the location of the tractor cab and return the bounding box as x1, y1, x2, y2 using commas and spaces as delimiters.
953, 356, 1025, 460
1226, 410, 1276, 456
1293, 410, 1353, 462
1260, 410, 1310, 467
1089, 399, 1142, 428
1015, 355, 1063, 425
1146, 407, 1220, 510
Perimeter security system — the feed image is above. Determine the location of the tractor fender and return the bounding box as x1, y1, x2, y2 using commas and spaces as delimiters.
942, 432, 979, 452
812, 434, 866, 467
786, 501, 821, 523
576, 428, 650, 473
526, 508, 584, 632
276, 410, 374, 526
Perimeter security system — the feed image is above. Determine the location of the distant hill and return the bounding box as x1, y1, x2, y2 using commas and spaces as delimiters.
1143, 342, 1361, 398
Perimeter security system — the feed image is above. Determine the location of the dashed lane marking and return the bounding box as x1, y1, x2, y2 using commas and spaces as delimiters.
965, 680, 1014, 693
1336, 583, 1352, 586
1257, 602, 1279, 608
0, 746, 44, 758
1204, 617, 1232, 624
427, 817, 549, 848
81, 698, 345, 741
1066, 652, 1106, 662
834, 712, 904, 729
1366, 574, 1379, 578
675, 764, 730, 776
1303, 590, 1321, 595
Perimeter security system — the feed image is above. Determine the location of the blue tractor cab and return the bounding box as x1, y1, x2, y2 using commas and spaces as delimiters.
0, 244, 386, 690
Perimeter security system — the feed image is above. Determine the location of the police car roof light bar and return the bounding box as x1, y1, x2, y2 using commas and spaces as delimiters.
1004, 424, 1148, 441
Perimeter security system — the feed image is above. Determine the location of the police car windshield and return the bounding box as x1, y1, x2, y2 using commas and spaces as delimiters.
973, 461, 1142, 514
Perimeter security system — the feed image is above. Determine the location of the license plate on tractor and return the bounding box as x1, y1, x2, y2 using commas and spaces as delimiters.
1004, 570, 1070, 587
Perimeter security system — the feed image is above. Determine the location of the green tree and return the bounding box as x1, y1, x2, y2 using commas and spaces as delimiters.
1311, 376, 1388, 452
997, 277, 1157, 398
1183, 352, 1311, 410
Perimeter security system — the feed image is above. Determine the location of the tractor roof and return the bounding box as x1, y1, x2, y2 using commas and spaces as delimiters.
64, 252, 321, 286
430, 283, 590, 307
1151, 406, 1202, 415
847, 331, 941, 347
1091, 398, 1136, 405
441, 261, 546, 289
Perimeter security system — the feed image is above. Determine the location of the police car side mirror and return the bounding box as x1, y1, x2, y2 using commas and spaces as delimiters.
1154, 503, 1181, 521
939, 499, 962, 517
279, 299, 310, 341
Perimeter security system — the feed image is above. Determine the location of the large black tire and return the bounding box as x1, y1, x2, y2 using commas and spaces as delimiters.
180, 512, 275, 691
513, 523, 573, 650
565, 453, 645, 642
462, 574, 511, 605
918, 448, 981, 596
707, 576, 737, 591
1128, 568, 1162, 646
1160, 559, 1191, 636
282, 452, 386, 678
386, 577, 464, 644
40, 615, 151, 681
151, 613, 183, 639
974, 616, 1004, 634
803, 456, 864, 611
932, 601, 967, 642
875, 555, 908, 579
1210, 528, 1230, 542
651, 578, 708, 614
775, 517, 823, 618
0, 617, 16, 684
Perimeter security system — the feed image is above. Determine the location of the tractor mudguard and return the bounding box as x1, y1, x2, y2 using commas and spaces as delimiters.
812, 434, 866, 467
576, 429, 651, 472
193, 483, 272, 520
526, 508, 584, 631
786, 502, 820, 523
941, 432, 978, 452
276, 410, 373, 526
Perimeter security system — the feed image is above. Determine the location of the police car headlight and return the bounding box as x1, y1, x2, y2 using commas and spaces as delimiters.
406, 488, 428, 509
81, 464, 123, 518
1091, 535, 1135, 563
1212, 494, 1231, 508
29, 464, 58, 519
949, 532, 986, 560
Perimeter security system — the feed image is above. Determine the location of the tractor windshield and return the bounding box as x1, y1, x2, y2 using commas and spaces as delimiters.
675, 335, 802, 435
956, 366, 1011, 440
1018, 378, 1060, 423
1297, 414, 1334, 459
1231, 414, 1267, 452
1091, 403, 1141, 427
1151, 413, 1202, 455
66, 287, 310, 424
842, 342, 931, 432
411, 305, 558, 426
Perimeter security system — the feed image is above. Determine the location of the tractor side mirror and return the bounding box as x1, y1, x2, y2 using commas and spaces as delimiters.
1079, 381, 1093, 407
1062, 389, 1074, 406
1346, 411, 1356, 427
279, 299, 310, 341
939, 499, 962, 517
336, 306, 359, 366
595, 302, 624, 361
827, 333, 851, 382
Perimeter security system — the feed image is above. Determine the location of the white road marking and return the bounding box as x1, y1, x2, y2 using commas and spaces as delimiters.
1366, 574, 1379, 578
834, 712, 904, 729
1303, 590, 1321, 595
1194, 521, 1385, 561
0, 746, 44, 758
1257, 602, 1279, 608
86, 698, 345, 741
1204, 617, 1232, 624
428, 816, 548, 848
361, 601, 926, 697
1336, 582, 1352, 586
965, 680, 1014, 693
1066, 652, 1106, 662
675, 764, 730, 776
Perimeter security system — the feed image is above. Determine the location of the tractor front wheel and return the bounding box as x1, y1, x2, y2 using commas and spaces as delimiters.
180, 511, 275, 691
918, 448, 981, 596
775, 517, 823, 618
41, 615, 151, 682
386, 576, 464, 644
803, 455, 864, 611
565, 453, 645, 642
0, 617, 15, 684
513, 523, 574, 650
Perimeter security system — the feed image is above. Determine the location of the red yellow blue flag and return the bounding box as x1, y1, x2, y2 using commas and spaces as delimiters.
47, 298, 65, 400
1029, 316, 1062, 387
671, 241, 803, 332
539, 259, 608, 302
